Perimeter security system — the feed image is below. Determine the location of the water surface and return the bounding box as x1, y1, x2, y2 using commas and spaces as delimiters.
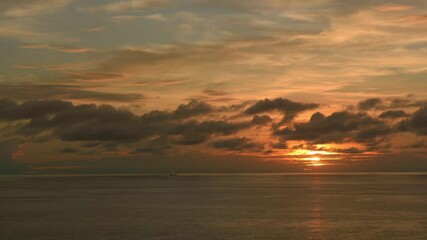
1, 173, 427, 240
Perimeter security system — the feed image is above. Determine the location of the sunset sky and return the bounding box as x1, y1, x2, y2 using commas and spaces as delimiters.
1, 0, 427, 174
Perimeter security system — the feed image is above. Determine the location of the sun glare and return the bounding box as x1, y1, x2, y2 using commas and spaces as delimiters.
308, 156, 321, 161
286, 147, 340, 167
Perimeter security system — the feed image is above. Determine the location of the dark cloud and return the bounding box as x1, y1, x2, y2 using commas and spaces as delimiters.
335, 147, 365, 154
245, 98, 318, 122
274, 111, 388, 143
271, 141, 288, 149
81, 142, 101, 148
356, 125, 392, 142
0, 98, 72, 120
0, 85, 144, 102
401, 140, 425, 149
48, 104, 143, 141
410, 107, 427, 135
202, 89, 228, 96
0, 139, 27, 174
357, 97, 427, 110
1, 98, 253, 148
59, 147, 78, 153
141, 100, 213, 122
132, 137, 172, 154
171, 120, 251, 137
173, 132, 210, 145
357, 98, 383, 110
397, 107, 427, 135
378, 110, 408, 119
212, 137, 260, 151
251, 114, 273, 125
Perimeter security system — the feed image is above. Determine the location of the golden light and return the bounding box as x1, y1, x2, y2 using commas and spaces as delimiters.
304, 156, 325, 167
307, 156, 321, 161
286, 146, 341, 167
287, 149, 338, 156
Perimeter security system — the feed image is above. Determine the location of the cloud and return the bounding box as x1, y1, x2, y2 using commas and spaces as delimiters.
20, 44, 95, 53
86, 0, 168, 13
245, 98, 318, 121
335, 147, 365, 153
170, 120, 252, 145
375, 4, 414, 12
0, 0, 71, 17
357, 96, 427, 110
141, 100, 214, 122
0, 98, 72, 120
202, 89, 228, 96
357, 98, 383, 110
356, 125, 392, 142
251, 114, 273, 125
379, 110, 408, 119
0, 139, 27, 174
59, 147, 78, 153
0, 85, 144, 102
1, 98, 253, 145
400, 15, 427, 24
274, 111, 389, 143
212, 137, 260, 151
111, 13, 167, 21
410, 107, 427, 135
131, 136, 172, 154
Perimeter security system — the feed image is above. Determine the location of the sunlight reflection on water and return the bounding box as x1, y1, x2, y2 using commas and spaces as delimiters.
1, 173, 427, 240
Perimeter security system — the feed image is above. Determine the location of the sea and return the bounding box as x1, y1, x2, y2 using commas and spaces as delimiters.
1, 173, 427, 240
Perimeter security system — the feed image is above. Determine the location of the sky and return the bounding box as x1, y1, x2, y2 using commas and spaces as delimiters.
0, 0, 427, 174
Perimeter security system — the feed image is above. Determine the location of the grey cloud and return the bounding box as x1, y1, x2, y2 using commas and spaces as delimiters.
86, 0, 169, 13
0, 98, 72, 120
251, 114, 273, 125
59, 147, 78, 153
171, 120, 252, 137
397, 106, 427, 135
0, 85, 144, 102
1, 98, 254, 147
0, 0, 71, 17
0, 139, 27, 174
271, 141, 288, 149
358, 98, 383, 110
202, 89, 228, 96
356, 97, 427, 111
379, 110, 408, 119
212, 137, 260, 151
335, 147, 365, 154
141, 100, 213, 123
132, 136, 172, 154
356, 125, 392, 142
245, 98, 318, 122
274, 111, 388, 143
81, 142, 101, 148
411, 107, 427, 135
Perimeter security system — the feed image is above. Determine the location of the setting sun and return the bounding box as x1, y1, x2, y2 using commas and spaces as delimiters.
285, 148, 339, 167
308, 156, 321, 161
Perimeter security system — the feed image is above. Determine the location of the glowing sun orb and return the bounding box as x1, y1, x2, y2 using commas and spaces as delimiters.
308, 156, 321, 161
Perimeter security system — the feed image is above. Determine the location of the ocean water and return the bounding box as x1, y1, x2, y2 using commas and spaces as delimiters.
1, 173, 427, 240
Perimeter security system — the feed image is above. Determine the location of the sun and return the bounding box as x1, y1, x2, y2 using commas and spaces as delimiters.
305, 156, 325, 166
286, 148, 338, 167
307, 156, 321, 161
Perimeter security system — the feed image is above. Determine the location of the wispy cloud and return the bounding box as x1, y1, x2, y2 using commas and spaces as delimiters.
20, 44, 96, 53
1, 0, 72, 17
86, 0, 168, 13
